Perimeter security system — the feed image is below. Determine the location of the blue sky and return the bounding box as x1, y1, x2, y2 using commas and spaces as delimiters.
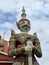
0, 0, 49, 65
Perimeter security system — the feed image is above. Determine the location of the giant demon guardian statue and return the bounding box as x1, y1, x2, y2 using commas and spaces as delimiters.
8, 7, 42, 65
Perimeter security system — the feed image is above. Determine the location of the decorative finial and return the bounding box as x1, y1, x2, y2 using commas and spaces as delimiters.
22, 6, 25, 13
21, 6, 26, 18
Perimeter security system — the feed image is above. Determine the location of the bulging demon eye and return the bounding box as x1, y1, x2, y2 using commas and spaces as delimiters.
20, 21, 25, 25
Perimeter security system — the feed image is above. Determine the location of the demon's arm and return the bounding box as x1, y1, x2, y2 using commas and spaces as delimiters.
8, 40, 24, 56
32, 33, 42, 58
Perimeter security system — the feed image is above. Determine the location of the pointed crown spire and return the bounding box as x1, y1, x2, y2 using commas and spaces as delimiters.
21, 7, 26, 18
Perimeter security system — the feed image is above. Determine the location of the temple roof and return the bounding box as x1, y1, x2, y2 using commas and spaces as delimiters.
0, 51, 14, 62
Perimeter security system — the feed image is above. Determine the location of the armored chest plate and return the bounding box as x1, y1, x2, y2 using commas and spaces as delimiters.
19, 36, 26, 43
16, 33, 33, 44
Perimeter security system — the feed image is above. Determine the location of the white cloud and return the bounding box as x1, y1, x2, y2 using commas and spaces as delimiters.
0, 0, 48, 14
0, 0, 17, 12
0, 0, 49, 21
0, 22, 13, 29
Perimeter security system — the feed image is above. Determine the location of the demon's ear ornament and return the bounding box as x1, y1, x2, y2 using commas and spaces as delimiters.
16, 7, 30, 33
16, 22, 20, 30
